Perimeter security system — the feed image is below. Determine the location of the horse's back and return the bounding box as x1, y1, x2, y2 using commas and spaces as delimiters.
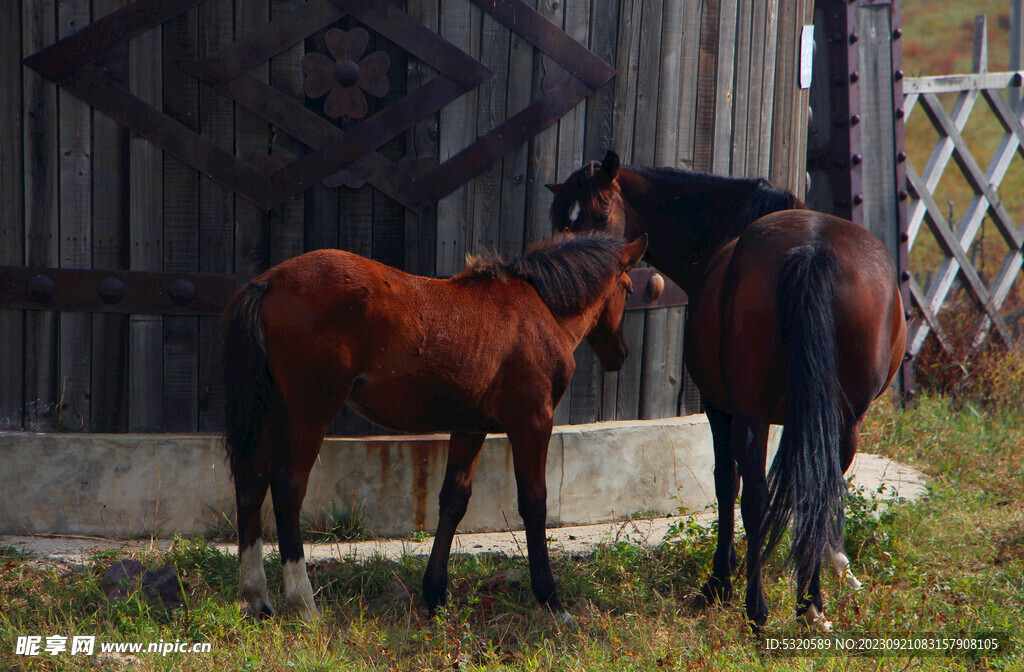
253, 248, 572, 433
690, 210, 905, 422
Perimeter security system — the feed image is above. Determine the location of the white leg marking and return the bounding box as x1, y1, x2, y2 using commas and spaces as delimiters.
239, 541, 274, 616
801, 603, 833, 632
282, 558, 319, 620
829, 547, 863, 591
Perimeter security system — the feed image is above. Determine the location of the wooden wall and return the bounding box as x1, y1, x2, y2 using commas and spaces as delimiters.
1, 0, 812, 434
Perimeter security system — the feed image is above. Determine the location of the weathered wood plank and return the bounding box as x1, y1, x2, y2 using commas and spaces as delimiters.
712, 0, 737, 175
128, 16, 164, 431
198, 0, 238, 432
236, 0, 272, 275
743, 0, 767, 174
403, 0, 439, 277
24, 0, 60, 431
524, 0, 562, 249
856, 3, 898, 260
631, 0, 662, 165
58, 0, 93, 431
730, 0, 753, 175
756, 0, 779, 176
616, 312, 646, 420
91, 0, 129, 432
471, 13, 510, 256
693, 0, 719, 172
676, 0, 704, 167
610, 0, 641, 164
654, 0, 684, 165
268, 0, 305, 267
163, 6, 200, 432
371, 12, 407, 270
1, 0, 25, 429
497, 10, 535, 258
436, 0, 480, 274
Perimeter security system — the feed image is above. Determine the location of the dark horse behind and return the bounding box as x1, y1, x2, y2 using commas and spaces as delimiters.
549, 151, 906, 630
222, 231, 648, 623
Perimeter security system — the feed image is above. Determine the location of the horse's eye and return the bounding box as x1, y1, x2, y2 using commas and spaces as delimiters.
596, 212, 610, 224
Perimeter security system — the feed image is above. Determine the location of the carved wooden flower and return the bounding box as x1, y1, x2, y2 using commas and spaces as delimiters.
301, 28, 390, 120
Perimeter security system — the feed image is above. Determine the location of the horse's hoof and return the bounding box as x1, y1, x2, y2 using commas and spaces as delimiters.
798, 604, 832, 632
552, 610, 574, 627
695, 577, 732, 608
247, 599, 276, 620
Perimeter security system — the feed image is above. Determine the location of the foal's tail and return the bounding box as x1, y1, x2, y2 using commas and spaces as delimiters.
765, 243, 847, 585
222, 281, 272, 473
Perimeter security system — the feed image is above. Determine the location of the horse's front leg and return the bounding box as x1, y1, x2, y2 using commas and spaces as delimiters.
422, 432, 486, 615
506, 415, 567, 622
697, 399, 739, 606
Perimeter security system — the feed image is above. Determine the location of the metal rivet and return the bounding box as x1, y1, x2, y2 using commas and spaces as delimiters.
28, 274, 55, 303
851, 154, 863, 166
904, 310, 912, 320
169, 279, 196, 307
849, 32, 858, 44
897, 151, 907, 162
893, 28, 903, 39
98, 276, 126, 305
898, 190, 908, 201
853, 194, 864, 205
850, 71, 860, 83
900, 232, 910, 242
895, 107, 905, 119
901, 271, 912, 282
850, 114, 861, 125
894, 69, 904, 80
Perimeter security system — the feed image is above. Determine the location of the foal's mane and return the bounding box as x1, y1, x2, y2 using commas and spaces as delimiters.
460, 231, 627, 315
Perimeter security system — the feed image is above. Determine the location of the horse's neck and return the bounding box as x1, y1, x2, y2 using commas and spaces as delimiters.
619, 170, 748, 295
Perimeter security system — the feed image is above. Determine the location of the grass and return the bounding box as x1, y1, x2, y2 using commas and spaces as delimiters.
2, 392, 1022, 671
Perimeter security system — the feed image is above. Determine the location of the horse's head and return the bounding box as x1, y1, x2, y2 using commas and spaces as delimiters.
547, 150, 637, 240
586, 233, 648, 372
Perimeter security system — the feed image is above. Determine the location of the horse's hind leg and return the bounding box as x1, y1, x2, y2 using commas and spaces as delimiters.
735, 419, 771, 630
235, 461, 273, 618
697, 399, 739, 607
269, 404, 333, 621
507, 416, 568, 622
829, 418, 864, 591
423, 432, 486, 614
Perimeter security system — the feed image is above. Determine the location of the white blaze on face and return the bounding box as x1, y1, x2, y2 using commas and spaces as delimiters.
569, 202, 581, 224
282, 558, 319, 620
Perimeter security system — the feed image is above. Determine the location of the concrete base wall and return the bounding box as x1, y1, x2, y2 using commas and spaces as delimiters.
0, 418, 780, 538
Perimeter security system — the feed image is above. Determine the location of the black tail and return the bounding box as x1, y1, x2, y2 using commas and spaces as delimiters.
764, 243, 847, 584
223, 281, 271, 473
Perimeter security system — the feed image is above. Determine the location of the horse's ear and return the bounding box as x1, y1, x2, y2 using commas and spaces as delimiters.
601, 150, 621, 180
621, 233, 648, 269
545, 182, 563, 195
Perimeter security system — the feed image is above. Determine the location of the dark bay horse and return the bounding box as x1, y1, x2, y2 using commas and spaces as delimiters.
222, 231, 648, 622
548, 151, 906, 630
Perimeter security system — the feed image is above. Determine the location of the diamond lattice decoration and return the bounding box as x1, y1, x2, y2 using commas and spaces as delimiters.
23, 0, 615, 212
903, 76, 1024, 355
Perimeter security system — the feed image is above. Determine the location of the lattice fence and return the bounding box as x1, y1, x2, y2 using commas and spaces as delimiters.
903, 16, 1024, 358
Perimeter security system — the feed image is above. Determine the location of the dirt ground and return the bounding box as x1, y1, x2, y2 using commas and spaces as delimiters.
1, 453, 926, 564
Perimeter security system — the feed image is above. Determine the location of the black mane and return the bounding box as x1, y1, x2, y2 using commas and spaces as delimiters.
461, 231, 627, 315
550, 161, 798, 234
628, 165, 798, 230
